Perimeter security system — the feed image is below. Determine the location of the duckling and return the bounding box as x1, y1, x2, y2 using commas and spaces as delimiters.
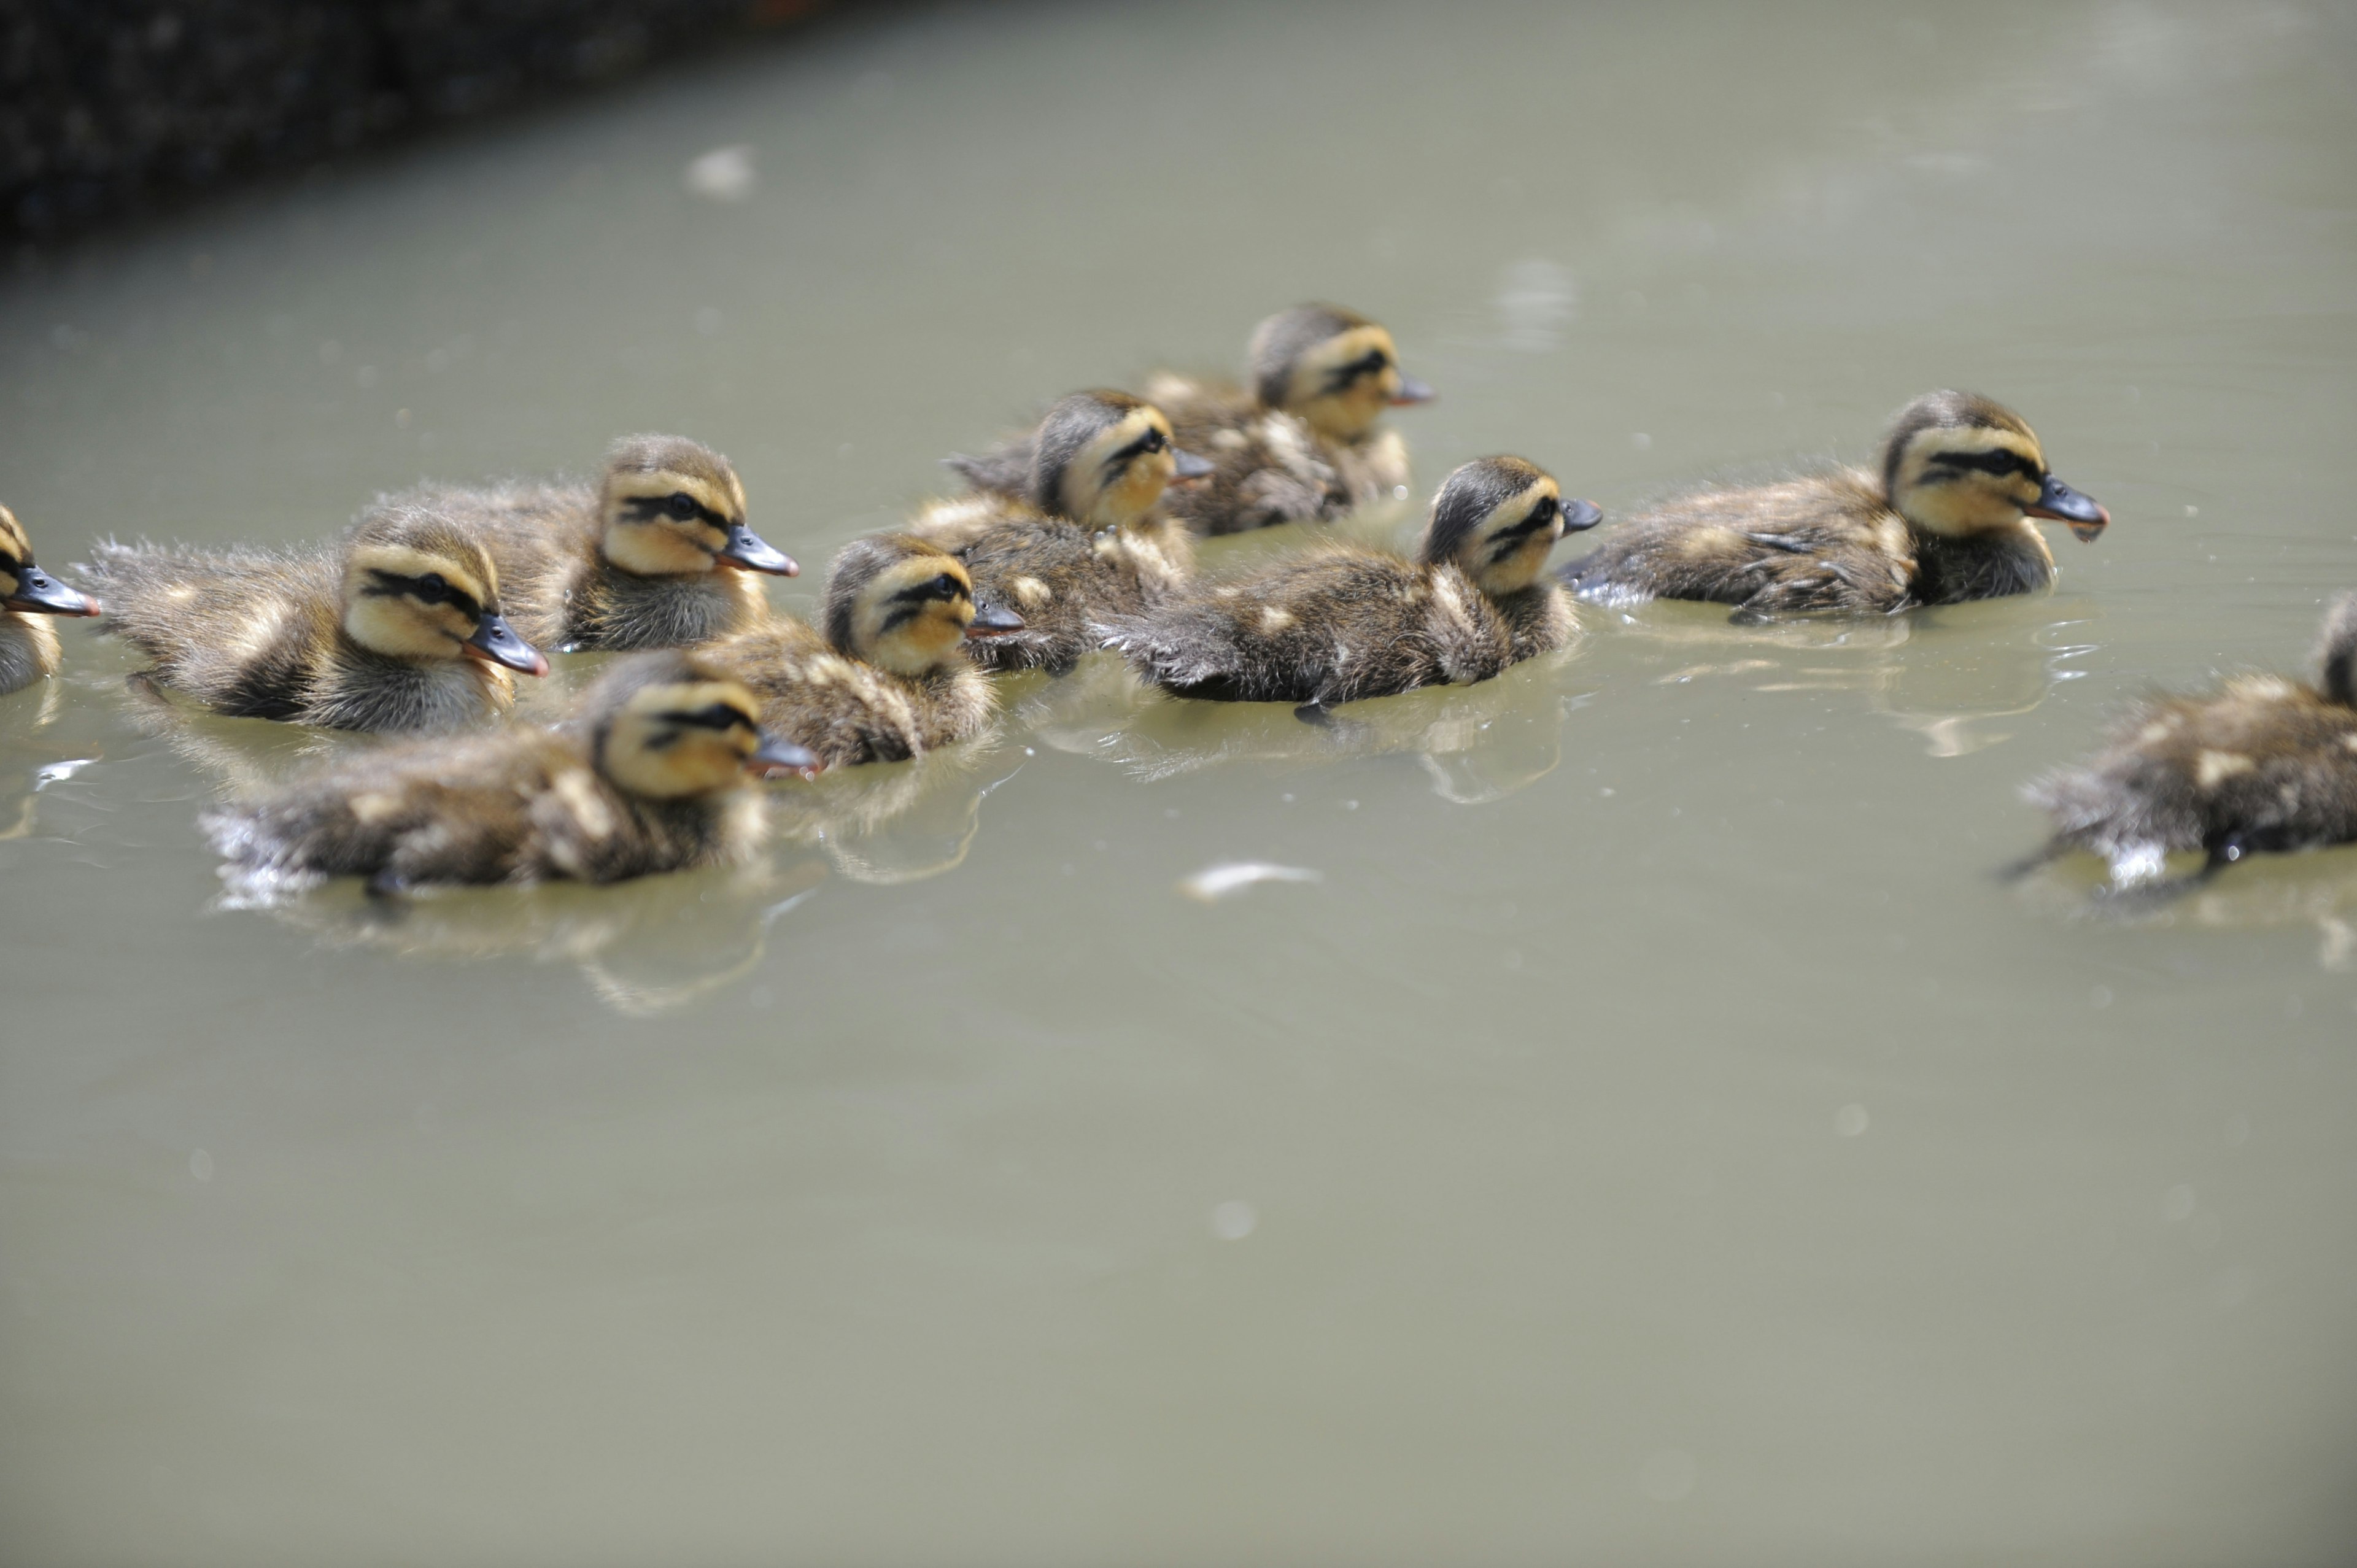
392, 433, 797, 652
205, 649, 816, 896
1560, 390, 2110, 620
702, 533, 1023, 768
1137, 302, 1434, 535
2016, 592, 2357, 891
82, 503, 548, 732
1099, 455, 1600, 720
0, 504, 100, 696
918, 390, 1206, 674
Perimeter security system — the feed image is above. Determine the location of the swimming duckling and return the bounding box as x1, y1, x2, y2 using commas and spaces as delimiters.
2016, 592, 2357, 892
206, 650, 816, 896
919, 390, 1205, 674
1, 504, 100, 696
1139, 302, 1434, 535
1099, 455, 1599, 720
82, 503, 548, 732
702, 533, 1022, 767
395, 433, 797, 652
1561, 390, 2109, 620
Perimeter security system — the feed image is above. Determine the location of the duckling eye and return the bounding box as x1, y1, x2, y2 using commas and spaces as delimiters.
934, 573, 962, 600
414, 573, 449, 604
667, 492, 702, 521
1530, 496, 1558, 525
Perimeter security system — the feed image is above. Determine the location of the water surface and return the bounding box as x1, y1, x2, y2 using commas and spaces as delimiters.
3, 2, 2355, 1562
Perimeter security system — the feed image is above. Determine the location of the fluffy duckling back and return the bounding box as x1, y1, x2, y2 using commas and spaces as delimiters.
83, 504, 548, 732
206, 650, 815, 895
398, 433, 797, 652
2019, 593, 2357, 889
702, 534, 1021, 768
1, 504, 100, 696
1141, 303, 1434, 536
1562, 390, 2110, 619
1100, 456, 1598, 719
918, 390, 1202, 674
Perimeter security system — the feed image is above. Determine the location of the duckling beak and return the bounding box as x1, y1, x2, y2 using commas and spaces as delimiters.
1560, 498, 1604, 534
2024, 474, 2109, 543
463, 611, 549, 676
1390, 375, 1436, 407
1172, 448, 1215, 482
3, 564, 99, 616
749, 732, 821, 780
718, 522, 799, 576
966, 603, 1026, 639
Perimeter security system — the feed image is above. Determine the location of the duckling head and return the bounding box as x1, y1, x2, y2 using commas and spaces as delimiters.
1882, 391, 2109, 543
591, 651, 817, 797
600, 434, 799, 580
2316, 590, 2357, 709
0, 504, 98, 618
1248, 303, 1434, 443
1419, 455, 1602, 597
823, 533, 1023, 677
1028, 390, 1211, 531
341, 505, 548, 675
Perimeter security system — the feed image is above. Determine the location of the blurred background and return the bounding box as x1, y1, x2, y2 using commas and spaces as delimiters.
2, 2, 2355, 1564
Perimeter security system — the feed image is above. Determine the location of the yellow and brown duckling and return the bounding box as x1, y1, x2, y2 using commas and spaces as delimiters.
1099, 455, 1598, 722
82, 503, 548, 732
2016, 593, 2357, 892
1561, 390, 2110, 620
1140, 302, 1434, 535
392, 433, 796, 652
205, 649, 816, 897
1, 504, 101, 695
702, 533, 1022, 768
918, 389, 1204, 674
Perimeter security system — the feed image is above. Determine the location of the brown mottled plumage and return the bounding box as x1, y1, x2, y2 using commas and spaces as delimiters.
918, 390, 1200, 674
702, 534, 1017, 768
2019, 593, 2357, 890
393, 434, 795, 653
1141, 303, 1431, 535
204, 651, 815, 896
82, 504, 548, 732
1562, 390, 2109, 619
1099, 456, 1596, 719
0, 504, 99, 695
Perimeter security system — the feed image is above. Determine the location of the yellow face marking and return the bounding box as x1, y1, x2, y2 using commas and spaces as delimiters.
600, 678, 767, 799
850, 554, 976, 676
1889, 425, 2050, 537
1288, 325, 1404, 441
1462, 477, 1565, 595
1062, 408, 1178, 530
341, 546, 491, 661
603, 469, 744, 577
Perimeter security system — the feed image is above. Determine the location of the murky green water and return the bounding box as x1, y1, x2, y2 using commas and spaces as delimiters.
4, 1, 2355, 1561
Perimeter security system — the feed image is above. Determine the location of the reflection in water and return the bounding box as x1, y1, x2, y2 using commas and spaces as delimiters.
0, 678, 79, 838
764, 727, 1016, 884
1020, 649, 1581, 805
1612, 598, 2096, 757
2016, 848, 2357, 972
235, 854, 830, 1016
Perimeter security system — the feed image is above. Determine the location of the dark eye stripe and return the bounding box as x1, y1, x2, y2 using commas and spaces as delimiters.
1102, 428, 1169, 471
1320, 349, 1391, 395
623, 493, 730, 528
886, 576, 970, 607
659, 701, 756, 733
362, 568, 482, 619
1925, 447, 2041, 482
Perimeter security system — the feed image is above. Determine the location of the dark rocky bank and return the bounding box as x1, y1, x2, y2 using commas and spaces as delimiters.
3, 0, 851, 243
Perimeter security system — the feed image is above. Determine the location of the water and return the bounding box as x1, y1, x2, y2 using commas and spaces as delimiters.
4, 1, 2355, 1561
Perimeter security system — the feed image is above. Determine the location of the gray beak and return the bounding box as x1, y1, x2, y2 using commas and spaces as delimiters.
2023, 474, 2109, 543
719, 522, 799, 576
